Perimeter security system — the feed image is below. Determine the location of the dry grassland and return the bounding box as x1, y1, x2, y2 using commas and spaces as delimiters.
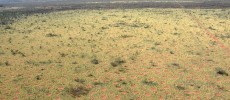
0, 8, 229, 100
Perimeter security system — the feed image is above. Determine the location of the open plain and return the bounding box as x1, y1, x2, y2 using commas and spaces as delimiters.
0, 1, 230, 100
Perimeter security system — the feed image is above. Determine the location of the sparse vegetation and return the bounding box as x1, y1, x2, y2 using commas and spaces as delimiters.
110, 58, 126, 67
91, 58, 99, 64
74, 78, 85, 84
11, 49, 26, 57
46, 33, 61, 37
142, 79, 158, 86
68, 86, 90, 97
0, 8, 229, 100
216, 67, 229, 76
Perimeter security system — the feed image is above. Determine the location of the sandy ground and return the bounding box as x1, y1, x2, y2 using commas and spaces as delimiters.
0, 8, 229, 100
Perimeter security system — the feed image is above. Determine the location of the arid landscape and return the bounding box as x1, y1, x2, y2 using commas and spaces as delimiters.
0, 0, 230, 100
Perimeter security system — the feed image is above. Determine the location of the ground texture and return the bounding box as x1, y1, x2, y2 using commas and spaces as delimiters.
0, 8, 230, 100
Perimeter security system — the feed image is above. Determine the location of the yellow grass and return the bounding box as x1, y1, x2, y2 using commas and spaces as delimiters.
0, 8, 229, 100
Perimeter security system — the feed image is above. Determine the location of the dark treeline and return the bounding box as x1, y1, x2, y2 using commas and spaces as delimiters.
0, 1, 229, 25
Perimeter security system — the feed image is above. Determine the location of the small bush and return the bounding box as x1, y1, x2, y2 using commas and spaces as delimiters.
93, 81, 104, 86
5, 26, 12, 29
142, 79, 158, 86
74, 78, 85, 84
91, 58, 99, 64
216, 68, 228, 76
175, 85, 185, 90
69, 86, 90, 97
120, 35, 133, 38
45, 33, 60, 37
11, 50, 26, 57
110, 58, 126, 67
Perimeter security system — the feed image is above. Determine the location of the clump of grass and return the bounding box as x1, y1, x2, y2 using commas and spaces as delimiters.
10, 49, 26, 57
118, 67, 128, 73
149, 61, 157, 67
175, 85, 185, 90
68, 86, 90, 97
72, 61, 78, 64
168, 63, 180, 68
216, 67, 228, 76
172, 32, 181, 35
93, 81, 104, 86
115, 79, 129, 88
42, 20, 46, 22
142, 79, 158, 86
39, 60, 52, 65
35, 75, 42, 80
144, 25, 150, 28
101, 17, 108, 20
154, 42, 161, 46
12, 74, 24, 82
129, 51, 139, 61
91, 58, 99, 64
79, 53, 86, 58
110, 58, 126, 67
5, 26, 12, 29
209, 41, 217, 45
172, 63, 179, 67
8, 38, 12, 43
170, 51, 174, 54
45, 33, 60, 37
0, 51, 5, 55
120, 35, 133, 38
217, 85, 227, 91
101, 26, 109, 30
87, 74, 94, 77
220, 33, 230, 39
208, 26, 216, 30
151, 46, 156, 50
26, 60, 39, 66
4, 61, 10, 66
74, 65, 87, 73
59, 52, 68, 57
74, 78, 85, 84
